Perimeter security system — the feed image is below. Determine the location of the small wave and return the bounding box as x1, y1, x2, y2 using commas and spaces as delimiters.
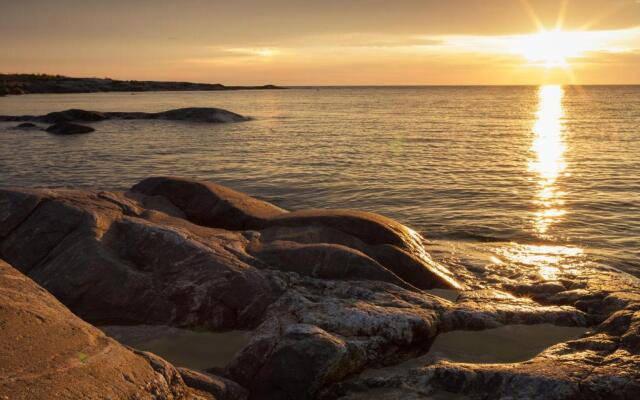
427, 229, 555, 245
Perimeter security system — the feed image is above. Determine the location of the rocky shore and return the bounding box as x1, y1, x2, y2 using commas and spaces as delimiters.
1, 177, 638, 399
0, 74, 284, 95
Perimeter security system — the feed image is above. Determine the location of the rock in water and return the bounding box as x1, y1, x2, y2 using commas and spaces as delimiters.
1, 107, 249, 124
12, 122, 39, 130
151, 107, 249, 123
104, 107, 249, 123
45, 122, 95, 135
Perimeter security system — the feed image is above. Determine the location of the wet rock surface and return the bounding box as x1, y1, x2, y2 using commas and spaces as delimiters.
0, 177, 638, 399
0, 107, 249, 124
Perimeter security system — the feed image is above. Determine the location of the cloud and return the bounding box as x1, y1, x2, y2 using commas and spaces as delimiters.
175, 26, 640, 76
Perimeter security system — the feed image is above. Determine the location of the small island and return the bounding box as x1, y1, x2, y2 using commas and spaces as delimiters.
0, 73, 285, 95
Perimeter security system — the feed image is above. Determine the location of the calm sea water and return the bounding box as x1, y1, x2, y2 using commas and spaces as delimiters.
1, 86, 639, 279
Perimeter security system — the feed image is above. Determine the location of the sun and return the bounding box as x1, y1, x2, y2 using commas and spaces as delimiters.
514, 29, 592, 68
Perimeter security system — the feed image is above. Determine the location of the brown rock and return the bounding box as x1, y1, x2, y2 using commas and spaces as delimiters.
4, 178, 632, 400
0, 188, 275, 330
247, 240, 412, 288
178, 368, 248, 400
131, 176, 286, 230
0, 259, 208, 399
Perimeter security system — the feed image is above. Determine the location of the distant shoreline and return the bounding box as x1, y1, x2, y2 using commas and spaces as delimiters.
0, 73, 285, 96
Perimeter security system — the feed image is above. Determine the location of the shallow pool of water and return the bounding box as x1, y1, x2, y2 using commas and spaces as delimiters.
360, 323, 587, 379
426, 323, 587, 364
99, 325, 252, 370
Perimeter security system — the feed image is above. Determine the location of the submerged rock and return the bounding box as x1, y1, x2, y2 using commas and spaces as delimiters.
12, 122, 39, 130
45, 122, 95, 135
0, 177, 638, 399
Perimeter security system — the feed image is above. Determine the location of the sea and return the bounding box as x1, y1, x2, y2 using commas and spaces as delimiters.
1, 86, 639, 280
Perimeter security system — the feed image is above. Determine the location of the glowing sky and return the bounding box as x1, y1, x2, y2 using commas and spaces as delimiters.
1, 0, 640, 85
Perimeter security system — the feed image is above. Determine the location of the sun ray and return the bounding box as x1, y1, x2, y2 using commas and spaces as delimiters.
519, 0, 546, 32
555, 0, 570, 30
578, 1, 629, 31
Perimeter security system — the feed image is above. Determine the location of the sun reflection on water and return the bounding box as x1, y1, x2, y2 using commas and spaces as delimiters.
496, 243, 584, 280
529, 85, 567, 238
488, 86, 584, 281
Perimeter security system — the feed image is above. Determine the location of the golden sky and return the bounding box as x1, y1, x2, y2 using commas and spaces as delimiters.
2, 0, 639, 85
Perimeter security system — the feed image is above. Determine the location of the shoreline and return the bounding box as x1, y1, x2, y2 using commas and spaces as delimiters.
0, 73, 286, 96
1, 176, 638, 399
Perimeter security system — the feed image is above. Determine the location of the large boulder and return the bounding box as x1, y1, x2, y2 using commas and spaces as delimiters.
131, 177, 461, 290
0, 188, 275, 329
0, 259, 212, 399
247, 240, 412, 288
249, 324, 353, 400
264, 209, 422, 248
256, 214, 462, 290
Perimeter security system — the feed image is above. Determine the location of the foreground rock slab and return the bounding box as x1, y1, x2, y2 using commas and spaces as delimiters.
0, 176, 638, 399
0, 259, 220, 399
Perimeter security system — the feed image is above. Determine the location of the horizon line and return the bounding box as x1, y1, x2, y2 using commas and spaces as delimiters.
2, 73, 639, 88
